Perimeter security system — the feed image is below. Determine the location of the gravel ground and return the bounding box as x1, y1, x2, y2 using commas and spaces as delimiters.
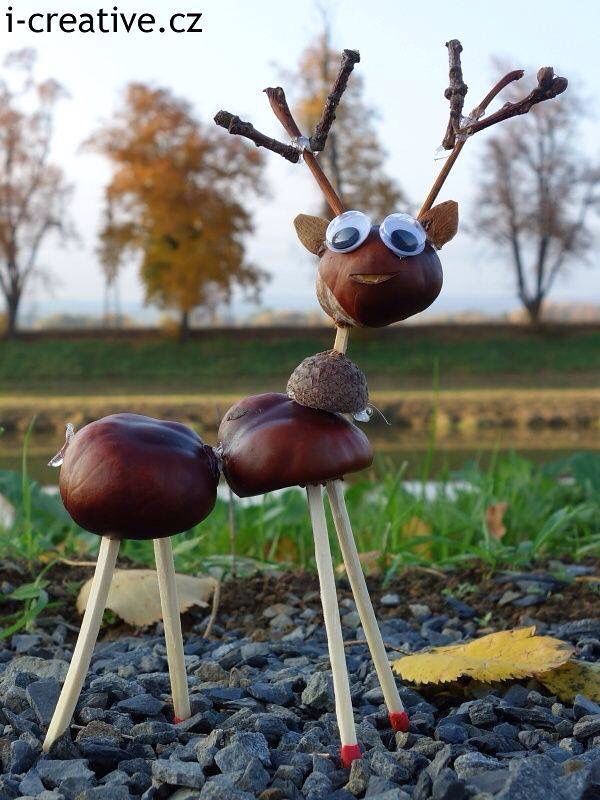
1, 566, 600, 800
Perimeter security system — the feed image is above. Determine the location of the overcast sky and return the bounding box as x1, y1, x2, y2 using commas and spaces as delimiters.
6, 0, 600, 321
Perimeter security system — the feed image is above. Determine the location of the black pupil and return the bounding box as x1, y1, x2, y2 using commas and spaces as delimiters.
332, 226, 360, 250
391, 228, 419, 253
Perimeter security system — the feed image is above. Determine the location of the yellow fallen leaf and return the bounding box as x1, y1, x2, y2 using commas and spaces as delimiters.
486, 502, 509, 540
77, 569, 217, 626
393, 626, 574, 684
538, 660, 600, 703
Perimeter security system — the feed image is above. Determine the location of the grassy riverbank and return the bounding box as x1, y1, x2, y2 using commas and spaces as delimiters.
1, 326, 598, 394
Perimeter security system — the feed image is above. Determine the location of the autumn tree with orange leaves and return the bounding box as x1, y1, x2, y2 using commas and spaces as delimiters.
89, 84, 266, 338
286, 22, 407, 220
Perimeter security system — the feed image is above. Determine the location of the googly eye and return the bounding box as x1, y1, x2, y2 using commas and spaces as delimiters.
325, 210, 372, 254
379, 213, 426, 257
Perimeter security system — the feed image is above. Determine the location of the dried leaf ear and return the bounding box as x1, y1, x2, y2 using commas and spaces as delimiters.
294, 214, 329, 255
418, 200, 459, 249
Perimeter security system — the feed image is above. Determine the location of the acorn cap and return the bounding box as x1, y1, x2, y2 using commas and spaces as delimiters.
287, 350, 368, 413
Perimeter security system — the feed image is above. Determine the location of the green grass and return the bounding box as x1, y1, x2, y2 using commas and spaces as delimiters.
1, 329, 599, 394
1, 449, 598, 580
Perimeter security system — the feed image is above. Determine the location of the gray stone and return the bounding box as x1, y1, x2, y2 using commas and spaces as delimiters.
248, 681, 294, 706
37, 760, 95, 789
75, 788, 129, 800
573, 694, 600, 720
454, 752, 503, 779
151, 759, 205, 789
435, 723, 468, 744
115, 693, 164, 716
194, 661, 228, 682
380, 594, 400, 607
468, 701, 497, 727
235, 757, 270, 794
365, 775, 396, 796
214, 732, 270, 772
0, 737, 39, 775
413, 770, 433, 800
19, 770, 45, 796
25, 679, 60, 727
466, 769, 510, 795
302, 770, 332, 799
199, 782, 255, 800
495, 755, 560, 800
1, 657, 69, 686
432, 768, 466, 800
345, 758, 370, 796
301, 671, 333, 710
342, 612, 361, 629
573, 714, 600, 740
368, 750, 409, 783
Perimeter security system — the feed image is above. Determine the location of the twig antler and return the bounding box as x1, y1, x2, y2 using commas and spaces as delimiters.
310, 48, 360, 152
213, 111, 300, 163
419, 41, 568, 216
214, 49, 360, 217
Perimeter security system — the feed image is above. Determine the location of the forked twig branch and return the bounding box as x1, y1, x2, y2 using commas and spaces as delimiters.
310, 48, 360, 152
213, 110, 300, 163
213, 49, 359, 217
442, 40, 468, 150
419, 42, 567, 216
264, 86, 345, 215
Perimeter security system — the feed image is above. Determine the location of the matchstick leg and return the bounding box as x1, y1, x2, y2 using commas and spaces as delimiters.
306, 483, 361, 767
327, 480, 408, 733
153, 536, 191, 723
43, 536, 120, 752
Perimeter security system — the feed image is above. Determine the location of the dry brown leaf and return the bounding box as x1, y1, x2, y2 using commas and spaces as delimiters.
265, 536, 299, 564
393, 626, 574, 685
77, 569, 217, 626
486, 502, 509, 540
402, 516, 433, 558
336, 550, 392, 577
538, 660, 600, 703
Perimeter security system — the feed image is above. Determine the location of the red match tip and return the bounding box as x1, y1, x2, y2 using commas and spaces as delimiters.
173, 716, 185, 724
340, 744, 362, 768
389, 711, 409, 732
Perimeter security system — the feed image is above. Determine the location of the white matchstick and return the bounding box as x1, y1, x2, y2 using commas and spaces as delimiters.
153, 536, 191, 722
43, 536, 120, 752
326, 479, 408, 732
306, 483, 361, 767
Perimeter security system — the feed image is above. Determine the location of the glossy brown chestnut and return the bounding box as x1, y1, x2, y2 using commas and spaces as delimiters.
59, 413, 219, 540
318, 229, 443, 328
218, 392, 373, 497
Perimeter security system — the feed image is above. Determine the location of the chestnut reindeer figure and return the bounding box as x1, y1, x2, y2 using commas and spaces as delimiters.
215, 42, 567, 765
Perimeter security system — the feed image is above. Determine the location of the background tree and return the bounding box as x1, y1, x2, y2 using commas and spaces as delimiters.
89, 84, 266, 339
287, 20, 408, 220
471, 66, 600, 324
97, 198, 130, 327
0, 50, 73, 337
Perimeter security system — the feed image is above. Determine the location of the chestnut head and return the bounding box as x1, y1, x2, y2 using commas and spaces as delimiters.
58, 413, 219, 541
218, 393, 373, 497
295, 201, 458, 328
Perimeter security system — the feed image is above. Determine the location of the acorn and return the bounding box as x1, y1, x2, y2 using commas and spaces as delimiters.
286, 350, 368, 413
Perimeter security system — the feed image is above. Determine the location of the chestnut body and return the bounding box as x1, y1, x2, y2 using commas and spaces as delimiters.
318, 230, 443, 328
60, 413, 219, 540
218, 393, 373, 497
